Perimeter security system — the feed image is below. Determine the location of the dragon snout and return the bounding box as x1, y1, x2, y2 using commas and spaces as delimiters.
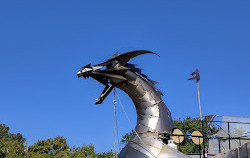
77, 64, 103, 78
77, 71, 82, 77
77, 71, 91, 78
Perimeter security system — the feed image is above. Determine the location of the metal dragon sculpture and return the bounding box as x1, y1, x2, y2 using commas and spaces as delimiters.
77, 50, 188, 158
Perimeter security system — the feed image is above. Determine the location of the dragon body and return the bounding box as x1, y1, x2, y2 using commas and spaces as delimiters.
78, 50, 189, 158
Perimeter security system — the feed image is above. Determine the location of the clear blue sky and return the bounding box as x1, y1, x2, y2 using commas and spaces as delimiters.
0, 0, 249, 153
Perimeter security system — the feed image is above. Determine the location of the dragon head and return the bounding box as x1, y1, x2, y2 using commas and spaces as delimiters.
77, 50, 158, 104
77, 64, 103, 78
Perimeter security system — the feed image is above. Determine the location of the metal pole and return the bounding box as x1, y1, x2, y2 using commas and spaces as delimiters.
197, 81, 203, 121
202, 120, 205, 158
228, 122, 231, 150
197, 81, 204, 157
218, 138, 221, 153
113, 88, 117, 158
199, 137, 201, 158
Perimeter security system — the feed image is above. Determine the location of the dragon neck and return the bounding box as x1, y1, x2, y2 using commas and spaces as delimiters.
117, 71, 175, 134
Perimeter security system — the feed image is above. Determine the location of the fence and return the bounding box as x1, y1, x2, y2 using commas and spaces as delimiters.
168, 115, 250, 158
207, 115, 250, 157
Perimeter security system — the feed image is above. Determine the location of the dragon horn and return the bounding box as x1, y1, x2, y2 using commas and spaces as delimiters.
98, 50, 159, 66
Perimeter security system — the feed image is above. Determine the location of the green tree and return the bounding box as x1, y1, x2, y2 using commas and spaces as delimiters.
0, 140, 7, 157
69, 144, 96, 158
27, 138, 98, 158
0, 123, 116, 158
97, 150, 116, 158
0, 124, 9, 138
27, 136, 69, 158
121, 131, 133, 145
0, 124, 26, 158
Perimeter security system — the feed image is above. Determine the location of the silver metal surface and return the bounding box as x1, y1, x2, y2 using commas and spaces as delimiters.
78, 50, 189, 158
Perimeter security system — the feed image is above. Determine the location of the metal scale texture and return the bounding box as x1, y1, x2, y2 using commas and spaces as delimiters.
77, 50, 189, 158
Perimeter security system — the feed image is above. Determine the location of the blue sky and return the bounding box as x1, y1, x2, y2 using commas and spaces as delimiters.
0, 0, 249, 153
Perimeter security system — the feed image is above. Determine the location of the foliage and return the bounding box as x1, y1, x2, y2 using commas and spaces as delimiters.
27, 136, 69, 157
0, 123, 115, 157
174, 117, 219, 154
120, 130, 133, 145
97, 150, 116, 158
0, 124, 10, 138
69, 144, 96, 158
0, 124, 26, 158
0, 140, 7, 158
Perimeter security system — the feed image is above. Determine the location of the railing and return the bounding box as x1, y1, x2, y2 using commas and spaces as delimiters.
166, 116, 250, 158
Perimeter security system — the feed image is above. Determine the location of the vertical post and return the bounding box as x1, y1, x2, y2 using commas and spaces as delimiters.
205, 117, 208, 145
113, 88, 117, 158
197, 81, 204, 157
197, 81, 203, 121
202, 120, 205, 158
189, 69, 203, 156
199, 137, 201, 158
218, 138, 221, 153
228, 122, 231, 150
188, 69, 202, 121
